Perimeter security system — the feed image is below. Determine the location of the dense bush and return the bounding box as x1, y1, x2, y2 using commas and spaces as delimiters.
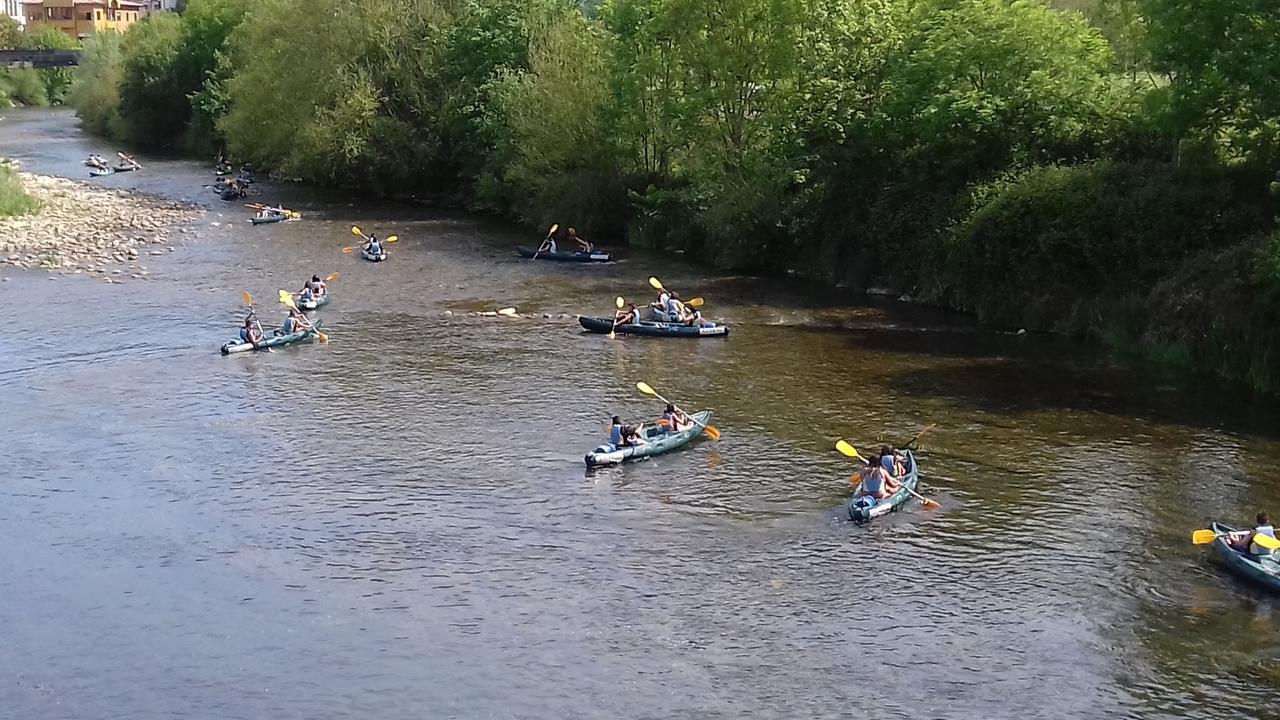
65, 0, 1280, 391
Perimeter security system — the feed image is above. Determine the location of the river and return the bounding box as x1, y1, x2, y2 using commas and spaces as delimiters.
3, 108, 1280, 719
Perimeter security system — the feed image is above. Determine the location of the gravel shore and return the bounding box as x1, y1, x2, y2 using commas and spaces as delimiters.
0, 170, 204, 281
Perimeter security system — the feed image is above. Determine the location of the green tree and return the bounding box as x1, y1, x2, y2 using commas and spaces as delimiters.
74, 31, 126, 137
1143, 0, 1280, 174
28, 27, 80, 105
118, 12, 188, 147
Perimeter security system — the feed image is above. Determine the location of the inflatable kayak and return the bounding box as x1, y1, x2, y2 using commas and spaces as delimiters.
584, 411, 712, 467
250, 214, 289, 225
295, 294, 330, 311
578, 316, 729, 338
847, 450, 920, 522
362, 248, 388, 262
220, 319, 323, 355
1209, 522, 1280, 594
516, 245, 612, 263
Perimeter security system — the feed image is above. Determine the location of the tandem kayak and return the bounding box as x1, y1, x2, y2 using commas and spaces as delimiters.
578, 316, 729, 338
250, 214, 289, 225
847, 449, 920, 522
220, 319, 323, 355
1209, 521, 1280, 594
295, 293, 330, 311
584, 411, 712, 467
516, 245, 612, 263
361, 248, 388, 262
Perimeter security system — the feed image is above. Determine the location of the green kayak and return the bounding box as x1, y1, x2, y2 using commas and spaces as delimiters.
220, 319, 323, 355
584, 411, 711, 467
846, 449, 920, 522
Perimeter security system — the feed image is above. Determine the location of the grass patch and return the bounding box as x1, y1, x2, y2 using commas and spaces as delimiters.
0, 164, 39, 217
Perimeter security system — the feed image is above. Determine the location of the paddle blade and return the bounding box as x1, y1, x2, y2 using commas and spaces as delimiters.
351, 226, 363, 237
1259, 533, 1280, 550
242, 291, 253, 306
919, 496, 941, 510
547, 223, 559, 236
1191, 529, 1220, 545
702, 425, 721, 441
326, 272, 339, 281
278, 291, 298, 310
687, 297, 704, 308
835, 439, 864, 461
317, 331, 328, 343
648, 276, 664, 291
385, 235, 398, 243
609, 330, 616, 339
615, 296, 624, 309
342, 247, 355, 254
636, 381, 657, 397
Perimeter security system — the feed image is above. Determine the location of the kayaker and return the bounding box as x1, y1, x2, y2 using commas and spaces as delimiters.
1249, 512, 1277, 555
298, 284, 315, 304
537, 234, 557, 254
568, 227, 593, 253
661, 403, 691, 432
859, 459, 901, 499
879, 445, 906, 476
615, 303, 639, 326
240, 315, 263, 346
681, 307, 705, 327
666, 292, 685, 319
651, 289, 671, 316
609, 416, 647, 448
365, 235, 382, 256
305, 274, 326, 296
280, 308, 313, 335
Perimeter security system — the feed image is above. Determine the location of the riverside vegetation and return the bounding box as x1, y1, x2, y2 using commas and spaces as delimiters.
67, 0, 1280, 393
0, 17, 78, 108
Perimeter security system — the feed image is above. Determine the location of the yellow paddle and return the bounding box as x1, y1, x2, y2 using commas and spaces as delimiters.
634, 381, 721, 440
342, 234, 398, 253
836, 439, 939, 510
278, 289, 327, 342
608, 296, 625, 339
648, 277, 704, 314
1192, 528, 1280, 549
241, 290, 266, 338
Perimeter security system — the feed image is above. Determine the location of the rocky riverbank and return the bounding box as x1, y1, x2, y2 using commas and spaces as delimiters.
0, 168, 203, 281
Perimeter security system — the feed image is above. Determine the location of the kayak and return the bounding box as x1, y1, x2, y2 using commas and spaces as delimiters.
847, 449, 920, 522
1209, 521, 1280, 594
516, 245, 612, 263
584, 411, 712, 467
295, 293, 330, 311
89, 167, 114, 177
362, 248, 388, 262
578, 315, 729, 338
220, 319, 323, 355
250, 214, 288, 225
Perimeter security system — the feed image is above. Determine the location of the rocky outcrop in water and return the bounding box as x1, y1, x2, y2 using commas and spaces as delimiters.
0, 170, 203, 281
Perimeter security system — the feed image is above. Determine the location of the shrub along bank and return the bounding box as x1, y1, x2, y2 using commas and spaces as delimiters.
70, 0, 1280, 394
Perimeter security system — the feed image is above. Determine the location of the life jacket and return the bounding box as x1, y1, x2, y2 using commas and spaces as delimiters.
609, 423, 623, 446
239, 327, 250, 342
1252, 524, 1276, 555
282, 317, 296, 333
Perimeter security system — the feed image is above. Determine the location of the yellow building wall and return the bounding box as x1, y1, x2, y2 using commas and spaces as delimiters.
23, 0, 141, 40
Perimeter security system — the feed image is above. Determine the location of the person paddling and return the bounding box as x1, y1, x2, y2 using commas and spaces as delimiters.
615, 303, 639, 326
364, 234, 383, 256
660, 403, 691, 432
568, 227, 593, 253
609, 415, 647, 448
1248, 512, 1277, 555
240, 315, 263, 347
665, 291, 685, 320
858, 458, 901, 500
280, 308, 313, 335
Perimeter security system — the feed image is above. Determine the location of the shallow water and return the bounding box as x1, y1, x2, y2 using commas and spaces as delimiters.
3, 108, 1280, 719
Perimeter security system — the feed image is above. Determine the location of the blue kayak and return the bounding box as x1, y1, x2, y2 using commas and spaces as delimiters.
1210, 522, 1280, 594
517, 245, 612, 263
578, 316, 729, 338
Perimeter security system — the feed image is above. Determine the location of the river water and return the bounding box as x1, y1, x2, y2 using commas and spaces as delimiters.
3, 108, 1280, 719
